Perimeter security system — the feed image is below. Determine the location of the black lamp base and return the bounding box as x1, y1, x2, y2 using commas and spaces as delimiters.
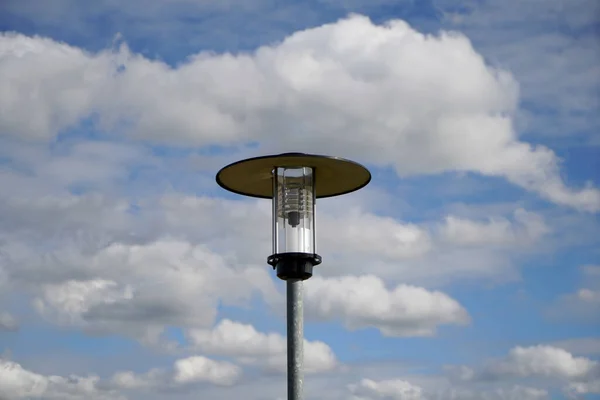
267, 252, 322, 281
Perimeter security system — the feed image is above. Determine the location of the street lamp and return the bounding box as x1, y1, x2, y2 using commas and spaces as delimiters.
216, 152, 371, 400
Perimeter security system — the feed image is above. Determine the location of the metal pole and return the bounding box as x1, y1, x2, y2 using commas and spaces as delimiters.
287, 279, 303, 400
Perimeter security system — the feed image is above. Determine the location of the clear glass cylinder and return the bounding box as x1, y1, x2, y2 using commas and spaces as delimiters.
272, 167, 316, 254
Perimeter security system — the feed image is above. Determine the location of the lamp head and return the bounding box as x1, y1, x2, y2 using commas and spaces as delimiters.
216, 152, 371, 280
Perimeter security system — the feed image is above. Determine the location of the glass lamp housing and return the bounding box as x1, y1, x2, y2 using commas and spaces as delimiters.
272, 166, 316, 255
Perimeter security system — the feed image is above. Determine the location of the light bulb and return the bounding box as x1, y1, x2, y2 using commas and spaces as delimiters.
278, 182, 313, 228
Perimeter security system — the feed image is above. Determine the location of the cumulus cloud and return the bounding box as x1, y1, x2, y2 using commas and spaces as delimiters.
0, 142, 142, 246
319, 208, 432, 260
0, 183, 552, 304
436, 0, 600, 145
0, 358, 123, 400
172, 356, 241, 386
565, 380, 600, 398
6, 239, 278, 344
547, 265, 600, 323
149, 193, 428, 271
304, 275, 469, 336
0, 187, 526, 346
349, 378, 424, 399
0, 6, 597, 400
0, 312, 18, 331
159, 194, 272, 263
1, 15, 598, 211
482, 346, 598, 381
438, 208, 549, 247
186, 319, 337, 374
347, 377, 549, 400
158, 194, 531, 287
581, 264, 600, 282
549, 337, 600, 356
549, 288, 600, 322
434, 385, 549, 400
110, 355, 241, 390
447, 345, 600, 396
160, 195, 439, 284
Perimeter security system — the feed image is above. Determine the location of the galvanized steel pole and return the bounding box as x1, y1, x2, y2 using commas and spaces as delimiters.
287, 279, 303, 400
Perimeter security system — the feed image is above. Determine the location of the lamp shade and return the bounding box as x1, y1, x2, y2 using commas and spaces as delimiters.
215, 152, 371, 199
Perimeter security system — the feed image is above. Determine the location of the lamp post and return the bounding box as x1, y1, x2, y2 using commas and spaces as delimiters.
216, 152, 371, 400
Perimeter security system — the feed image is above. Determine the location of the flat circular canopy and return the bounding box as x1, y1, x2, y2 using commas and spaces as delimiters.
216, 152, 371, 199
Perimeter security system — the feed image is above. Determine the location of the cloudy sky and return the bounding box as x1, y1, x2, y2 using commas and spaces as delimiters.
0, 0, 599, 399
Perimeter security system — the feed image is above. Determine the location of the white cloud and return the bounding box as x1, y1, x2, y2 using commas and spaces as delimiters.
38, 141, 148, 188
110, 355, 241, 390
0, 187, 533, 347
581, 265, 600, 285
109, 369, 162, 390
0, 145, 139, 244
319, 208, 432, 260
1, 15, 598, 211
186, 319, 337, 374
158, 194, 530, 287
447, 345, 600, 396
547, 265, 600, 323
33, 279, 134, 325
550, 338, 600, 356
436, 0, 600, 146
0, 311, 18, 331
172, 356, 241, 386
11, 239, 278, 344
438, 208, 549, 247
0, 185, 552, 308
347, 377, 549, 400
304, 275, 469, 336
484, 345, 598, 381
0, 358, 123, 400
0, 34, 106, 140
550, 288, 600, 321
159, 195, 272, 263
565, 379, 600, 398
0, 5, 597, 400
160, 195, 437, 284
433, 385, 549, 400
348, 378, 424, 399
444, 365, 476, 382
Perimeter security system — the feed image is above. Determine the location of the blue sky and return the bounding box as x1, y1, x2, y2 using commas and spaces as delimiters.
0, 0, 599, 399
